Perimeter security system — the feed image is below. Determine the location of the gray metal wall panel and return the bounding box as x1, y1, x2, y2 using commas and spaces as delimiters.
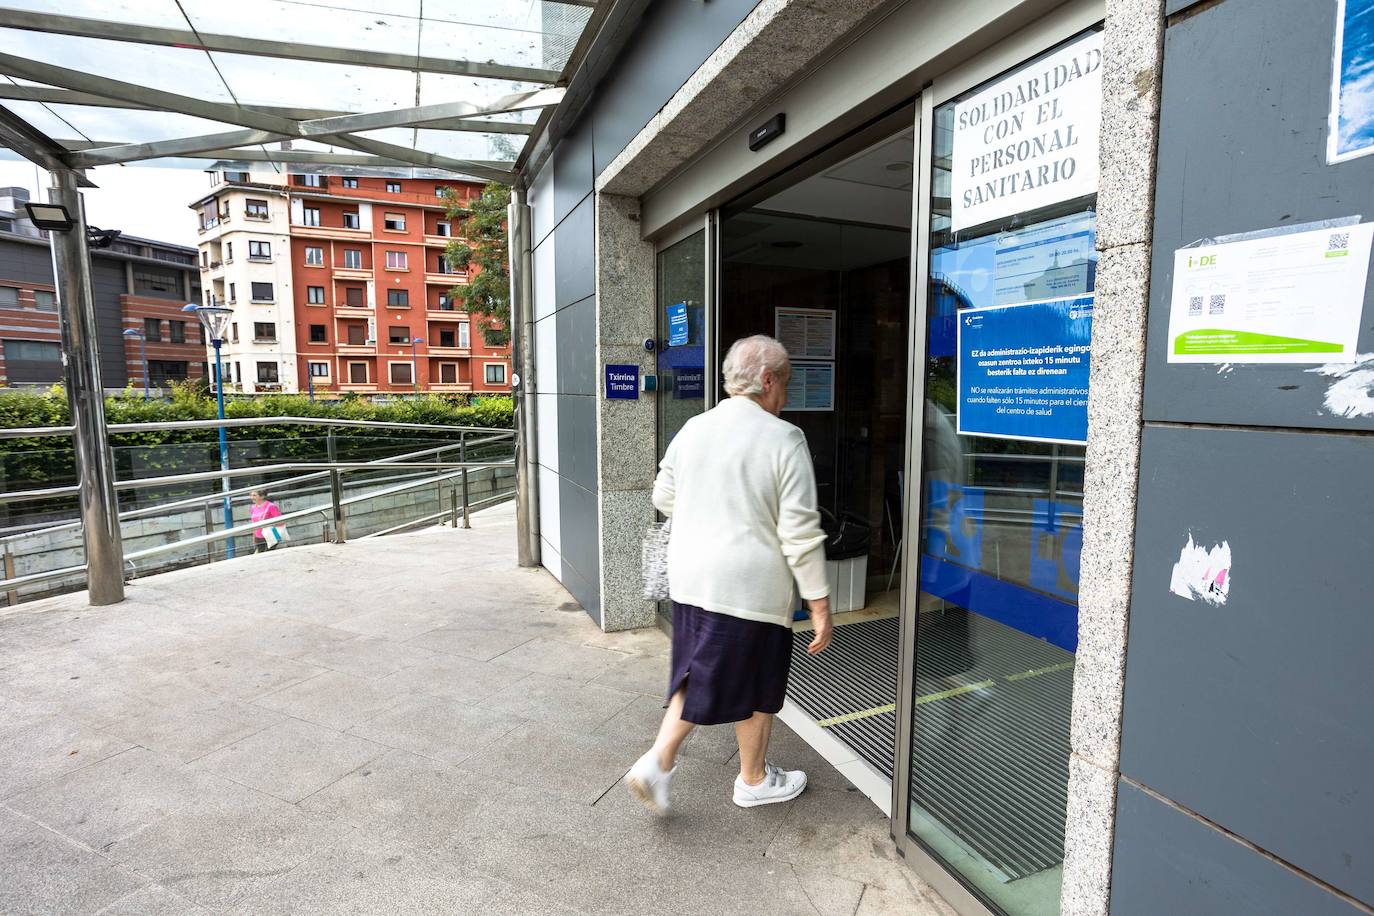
1110, 781, 1364, 916
1120, 424, 1374, 904
589, 0, 760, 176
91, 258, 129, 389
1163, 0, 1207, 14
556, 294, 596, 396
557, 476, 602, 624
556, 392, 597, 493
0, 237, 56, 283
553, 195, 595, 312
553, 121, 595, 227
1143, 0, 1374, 431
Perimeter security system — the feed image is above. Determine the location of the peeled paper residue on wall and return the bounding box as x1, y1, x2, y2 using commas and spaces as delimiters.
1169, 533, 1232, 606
1305, 352, 1374, 418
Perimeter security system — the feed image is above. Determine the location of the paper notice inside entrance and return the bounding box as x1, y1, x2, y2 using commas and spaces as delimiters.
1166, 222, 1374, 363
783, 361, 834, 412
775, 308, 836, 360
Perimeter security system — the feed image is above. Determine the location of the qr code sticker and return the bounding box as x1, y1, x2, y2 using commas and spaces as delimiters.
1188, 295, 1203, 316
1208, 294, 1226, 316
1329, 232, 1350, 252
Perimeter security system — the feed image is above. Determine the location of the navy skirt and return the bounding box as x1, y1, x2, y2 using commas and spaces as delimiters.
667, 602, 794, 726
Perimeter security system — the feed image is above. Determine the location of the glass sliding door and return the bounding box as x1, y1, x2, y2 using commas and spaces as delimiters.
905, 29, 1101, 916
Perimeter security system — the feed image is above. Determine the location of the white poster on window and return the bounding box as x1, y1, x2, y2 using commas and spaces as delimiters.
950, 31, 1103, 233
775, 307, 836, 360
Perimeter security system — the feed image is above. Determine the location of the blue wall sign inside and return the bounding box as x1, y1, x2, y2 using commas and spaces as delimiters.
604, 364, 639, 400
666, 302, 689, 347
957, 296, 1093, 445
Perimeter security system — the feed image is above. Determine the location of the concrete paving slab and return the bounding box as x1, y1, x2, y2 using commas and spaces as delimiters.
766, 784, 913, 889
225, 829, 508, 916
591, 651, 671, 695
225, 616, 361, 661
95, 883, 209, 915
297, 748, 501, 848
372, 650, 528, 704
592, 693, 741, 765
295, 635, 438, 680
252, 670, 409, 731
0, 806, 146, 915
0, 713, 135, 801
407, 624, 536, 661
491, 636, 629, 682
348, 694, 522, 765
457, 719, 643, 805
178, 648, 327, 701
479, 672, 640, 733
191, 718, 386, 803
332, 607, 451, 641
103, 779, 351, 909
101, 702, 281, 764
5, 747, 212, 851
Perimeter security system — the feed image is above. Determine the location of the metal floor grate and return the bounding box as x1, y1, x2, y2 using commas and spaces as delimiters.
788, 611, 1074, 883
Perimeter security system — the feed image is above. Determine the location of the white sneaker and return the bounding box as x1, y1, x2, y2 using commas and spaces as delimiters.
732, 762, 807, 808
626, 749, 674, 816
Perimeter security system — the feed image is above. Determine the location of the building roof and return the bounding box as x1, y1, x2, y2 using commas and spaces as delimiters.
0, 2, 609, 185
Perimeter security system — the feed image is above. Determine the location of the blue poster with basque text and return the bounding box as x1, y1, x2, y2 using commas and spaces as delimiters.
957, 296, 1093, 445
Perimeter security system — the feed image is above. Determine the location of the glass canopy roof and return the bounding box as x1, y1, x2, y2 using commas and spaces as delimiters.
0, 1, 596, 182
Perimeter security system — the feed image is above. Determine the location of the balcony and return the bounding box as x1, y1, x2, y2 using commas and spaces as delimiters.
337, 342, 377, 355
425, 271, 468, 285
333, 266, 373, 281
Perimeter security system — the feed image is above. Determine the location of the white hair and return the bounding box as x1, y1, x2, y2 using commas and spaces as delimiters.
722, 335, 790, 396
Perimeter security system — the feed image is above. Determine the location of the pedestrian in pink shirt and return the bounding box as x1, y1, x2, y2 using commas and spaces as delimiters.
248, 489, 286, 553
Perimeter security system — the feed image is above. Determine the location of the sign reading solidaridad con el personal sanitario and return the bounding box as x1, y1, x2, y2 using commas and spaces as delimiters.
950, 31, 1103, 233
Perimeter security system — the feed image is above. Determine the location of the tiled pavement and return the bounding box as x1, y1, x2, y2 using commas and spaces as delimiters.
0, 504, 956, 915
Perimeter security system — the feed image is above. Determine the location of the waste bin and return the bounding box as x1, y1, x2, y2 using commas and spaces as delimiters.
823, 510, 870, 614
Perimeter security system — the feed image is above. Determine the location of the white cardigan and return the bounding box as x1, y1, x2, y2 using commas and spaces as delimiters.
652, 396, 830, 627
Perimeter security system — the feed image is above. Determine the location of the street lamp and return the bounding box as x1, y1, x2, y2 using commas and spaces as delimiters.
183, 302, 236, 559
410, 336, 425, 393
122, 328, 148, 400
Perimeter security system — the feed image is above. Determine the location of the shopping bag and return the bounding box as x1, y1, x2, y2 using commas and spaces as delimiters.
263, 525, 289, 548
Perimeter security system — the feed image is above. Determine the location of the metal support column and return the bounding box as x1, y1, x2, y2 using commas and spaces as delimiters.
507, 187, 539, 566
48, 169, 124, 605
327, 430, 346, 542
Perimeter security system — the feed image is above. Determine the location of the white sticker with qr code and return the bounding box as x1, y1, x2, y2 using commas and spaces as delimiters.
1167, 222, 1374, 364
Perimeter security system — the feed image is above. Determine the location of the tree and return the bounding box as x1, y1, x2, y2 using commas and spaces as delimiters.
443, 182, 511, 347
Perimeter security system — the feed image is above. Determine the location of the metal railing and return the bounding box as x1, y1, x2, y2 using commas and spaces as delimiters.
0, 417, 516, 602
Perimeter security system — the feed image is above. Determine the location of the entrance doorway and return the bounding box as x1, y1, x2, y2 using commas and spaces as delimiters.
718, 114, 915, 791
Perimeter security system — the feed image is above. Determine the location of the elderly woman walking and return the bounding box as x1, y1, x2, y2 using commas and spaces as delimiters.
627, 334, 833, 815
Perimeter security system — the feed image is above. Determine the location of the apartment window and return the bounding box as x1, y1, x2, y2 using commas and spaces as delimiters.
231, 322, 239, 343
343, 248, 362, 269
248, 240, 271, 260
224, 241, 233, 262
256, 361, 279, 383
309, 324, 327, 343
169, 320, 186, 344
302, 207, 320, 227
250, 282, 274, 302
439, 362, 457, 384
385, 251, 408, 270
458, 322, 470, 349
33, 291, 55, 312
307, 286, 325, 304
386, 181, 402, 193
148, 361, 189, 386
388, 325, 410, 344
304, 246, 324, 266
300, 174, 323, 187
144, 317, 162, 341
253, 322, 277, 341
245, 199, 268, 219
309, 362, 329, 377
342, 211, 360, 229
3, 340, 60, 361
384, 213, 406, 232
345, 287, 364, 307
347, 324, 367, 345
348, 361, 368, 383
434, 221, 451, 237
387, 289, 409, 307
436, 256, 456, 275
226, 171, 249, 183
485, 363, 506, 384
437, 294, 454, 310
435, 185, 448, 198
200, 251, 208, 267
228, 283, 236, 303
133, 268, 177, 294
389, 362, 413, 385
438, 328, 455, 348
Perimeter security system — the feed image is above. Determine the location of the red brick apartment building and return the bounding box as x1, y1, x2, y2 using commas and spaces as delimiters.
284, 174, 511, 396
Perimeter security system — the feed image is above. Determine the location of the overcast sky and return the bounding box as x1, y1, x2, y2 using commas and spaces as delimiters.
0, 159, 209, 248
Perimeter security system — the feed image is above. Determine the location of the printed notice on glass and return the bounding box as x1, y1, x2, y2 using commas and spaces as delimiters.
1166, 222, 1374, 363
775, 308, 836, 360
783, 361, 834, 412
949, 31, 1102, 232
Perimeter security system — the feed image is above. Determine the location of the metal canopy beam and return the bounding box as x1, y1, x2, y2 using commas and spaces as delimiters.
57, 140, 513, 173
0, 8, 563, 84
0, 103, 93, 184
0, 86, 535, 134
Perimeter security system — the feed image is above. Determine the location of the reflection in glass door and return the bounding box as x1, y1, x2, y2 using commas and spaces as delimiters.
906, 34, 1100, 916
655, 228, 708, 621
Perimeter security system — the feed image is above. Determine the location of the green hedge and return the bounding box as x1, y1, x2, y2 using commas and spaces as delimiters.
0, 384, 514, 505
